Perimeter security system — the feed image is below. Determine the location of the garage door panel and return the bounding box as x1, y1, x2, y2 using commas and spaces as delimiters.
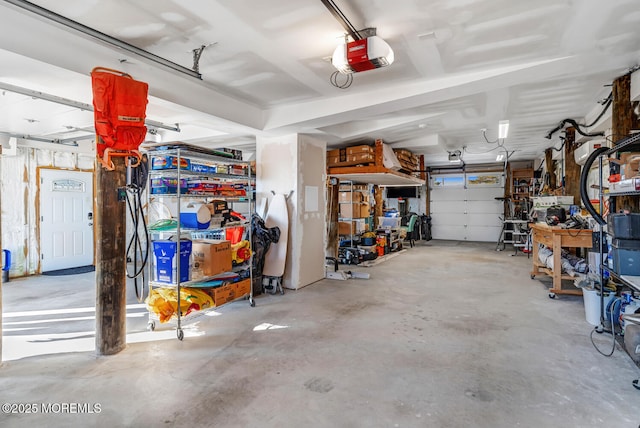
467, 214, 502, 227
467, 188, 504, 201
430, 188, 466, 201
431, 200, 466, 214
467, 201, 502, 214
467, 226, 502, 242
432, 225, 466, 240
431, 213, 467, 227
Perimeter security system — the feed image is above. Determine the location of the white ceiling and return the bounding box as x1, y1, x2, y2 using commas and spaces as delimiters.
0, 0, 639, 166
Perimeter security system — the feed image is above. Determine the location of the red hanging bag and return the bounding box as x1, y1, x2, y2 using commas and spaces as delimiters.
91, 67, 149, 169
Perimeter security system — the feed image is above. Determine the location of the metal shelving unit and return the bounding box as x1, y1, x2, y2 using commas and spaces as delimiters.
145, 145, 254, 340
590, 133, 640, 387
598, 132, 640, 295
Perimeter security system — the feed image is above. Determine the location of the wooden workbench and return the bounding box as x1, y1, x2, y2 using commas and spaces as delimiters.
530, 222, 592, 297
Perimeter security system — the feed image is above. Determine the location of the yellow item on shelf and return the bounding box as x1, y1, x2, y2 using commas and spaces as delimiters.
231, 240, 252, 264
146, 287, 215, 323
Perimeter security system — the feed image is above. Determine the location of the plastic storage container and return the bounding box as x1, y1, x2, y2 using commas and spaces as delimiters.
179, 204, 211, 229
611, 238, 640, 275
583, 288, 616, 326
608, 213, 640, 239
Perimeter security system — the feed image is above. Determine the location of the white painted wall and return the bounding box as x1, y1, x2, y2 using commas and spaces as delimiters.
256, 134, 326, 290
296, 135, 326, 288
0, 141, 95, 277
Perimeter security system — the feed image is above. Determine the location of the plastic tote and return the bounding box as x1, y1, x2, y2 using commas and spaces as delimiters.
583, 288, 616, 326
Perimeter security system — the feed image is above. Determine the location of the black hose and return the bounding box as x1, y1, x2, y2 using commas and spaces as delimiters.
580, 146, 609, 225
585, 94, 612, 128
564, 118, 606, 138
545, 94, 611, 139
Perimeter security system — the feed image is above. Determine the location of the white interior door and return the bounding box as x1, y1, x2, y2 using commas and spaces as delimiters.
40, 169, 94, 272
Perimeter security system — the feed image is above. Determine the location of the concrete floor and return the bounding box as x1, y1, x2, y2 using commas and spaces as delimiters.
0, 240, 638, 427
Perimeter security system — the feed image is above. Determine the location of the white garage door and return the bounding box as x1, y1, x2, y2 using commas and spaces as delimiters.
430, 172, 504, 242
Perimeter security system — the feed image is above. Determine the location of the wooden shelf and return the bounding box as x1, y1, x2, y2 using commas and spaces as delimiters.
328, 139, 425, 186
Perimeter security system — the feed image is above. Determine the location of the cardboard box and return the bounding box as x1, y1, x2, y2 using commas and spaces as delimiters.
151, 155, 191, 170
359, 202, 371, 218
191, 239, 232, 277
150, 178, 187, 194
338, 221, 356, 235
234, 278, 251, 297
205, 200, 229, 215
339, 191, 364, 203
340, 202, 369, 219
327, 145, 375, 167
340, 183, 368, 191
338, 219, 366, 234
327, 145, 373, 159
210, 283, 237, 306
327, 152, 375, 167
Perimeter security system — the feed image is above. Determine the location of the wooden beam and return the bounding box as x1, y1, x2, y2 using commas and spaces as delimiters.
95, 157, 127, 355
374, 185, 383, 229
564, 127, 581, 206
612, 74, 640, 143
544, 148, 557, 190
611, 74, 640, 212
420, 155, 429, 215
326, 178, 339, 258
374, 139, 384, 166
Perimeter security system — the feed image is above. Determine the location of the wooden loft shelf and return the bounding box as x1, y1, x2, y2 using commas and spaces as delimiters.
327, 139, 425, 186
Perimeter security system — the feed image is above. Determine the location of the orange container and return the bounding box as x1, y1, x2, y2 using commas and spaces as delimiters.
225, 226, 245, 244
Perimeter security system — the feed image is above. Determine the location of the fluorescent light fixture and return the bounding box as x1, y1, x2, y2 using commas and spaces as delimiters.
496, 153, 505, 162
498, 120, 509, 139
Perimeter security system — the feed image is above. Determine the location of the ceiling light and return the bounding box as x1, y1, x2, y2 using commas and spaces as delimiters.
498, 120, 509, 139
496, 153, 505, 162
332, 35, 394, 74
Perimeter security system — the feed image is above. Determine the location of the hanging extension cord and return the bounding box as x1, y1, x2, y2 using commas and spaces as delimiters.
590, 297, 621, 357
125, 154, 150, 303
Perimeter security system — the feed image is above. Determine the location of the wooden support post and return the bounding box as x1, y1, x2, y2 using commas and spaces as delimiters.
506, 162, 512, 197
613, 74, 640, 143
95, 157, 127, 355
420, 155, 430, 215
544, 148, 557, 190
326, 178, 339, 258
374, 139, 384, 166
374, 185, 383, 229
611, 74, 640, 212
564, 127, 581, 205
